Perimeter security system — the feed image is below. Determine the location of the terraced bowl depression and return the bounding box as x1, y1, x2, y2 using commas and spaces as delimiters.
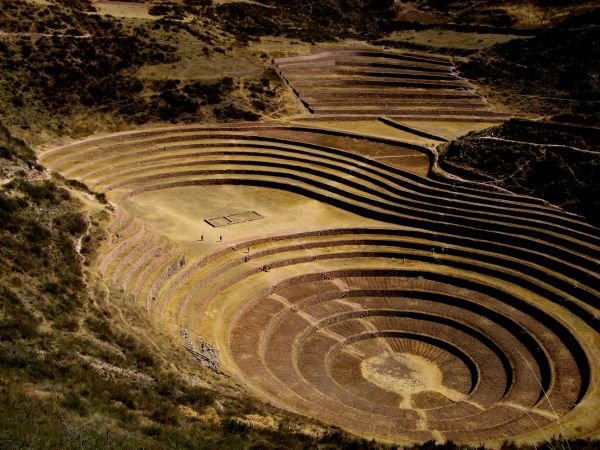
39, 122, 600, 442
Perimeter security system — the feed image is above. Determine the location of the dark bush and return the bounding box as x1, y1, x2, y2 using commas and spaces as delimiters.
54, 211, 87, 236
0, 122, 36, 162
0, 287, 38, 341
181, 385, 215, 408
65, 178, 89, 191
151, 402, 179, 425
0, 191, 27, 221
14, 180, 57, 203
0, 342, 38, 367
148, 4, 173, 16
251, 99, 267, 111
60, 390, 88, 415
0, 146, 12, 160
214, 104, 259, 122
223, 417, 250, 434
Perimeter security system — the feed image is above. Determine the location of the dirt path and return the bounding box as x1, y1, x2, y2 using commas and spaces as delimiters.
0, 31, 91, 39
476, 136, 599, 154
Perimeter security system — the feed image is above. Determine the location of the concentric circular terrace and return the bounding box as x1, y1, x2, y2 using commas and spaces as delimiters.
38, 50, 600, 445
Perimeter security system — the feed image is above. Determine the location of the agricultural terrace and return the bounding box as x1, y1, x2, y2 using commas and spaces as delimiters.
38, 49, 600, 445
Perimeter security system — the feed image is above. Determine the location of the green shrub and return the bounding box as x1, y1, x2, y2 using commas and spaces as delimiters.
0, 192, 27, 222
54, 212, 87, 236
181, 385, 215, 409
65, 178, 89, 191
54, 315, 80, 332
9, 179, 61, 203
85, 316, 113, 341
222, 417, 250, 434
214, 104, 259, 122
151, 402, 179, 425
60, 390, 89, 416
0, 287, 39, 341
0, 342, 38, 368
0, 122, 35, 162
0, 146, 12, 160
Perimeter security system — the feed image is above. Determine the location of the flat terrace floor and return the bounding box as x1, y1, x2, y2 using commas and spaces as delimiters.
120, 185, 385, 256
291, 118, 499, 143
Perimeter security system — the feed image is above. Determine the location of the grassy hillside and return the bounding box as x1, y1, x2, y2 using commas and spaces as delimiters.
0, 0, 292, 143
211, 0, 395, 43
2, 0, 598, 144
459, 8, 600, 125
439, 119, 600, 226
412, 0, 598, 29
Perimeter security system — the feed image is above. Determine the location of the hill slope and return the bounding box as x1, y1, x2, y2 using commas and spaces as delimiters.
440, 119, 600, 225
459, 8, 600, 124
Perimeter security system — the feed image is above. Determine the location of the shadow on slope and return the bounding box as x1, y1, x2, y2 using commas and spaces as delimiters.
459, 8, 600, 125
440, 119, 600, 226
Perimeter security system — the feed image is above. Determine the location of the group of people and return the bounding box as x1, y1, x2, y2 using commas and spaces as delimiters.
197, 235, 223, 242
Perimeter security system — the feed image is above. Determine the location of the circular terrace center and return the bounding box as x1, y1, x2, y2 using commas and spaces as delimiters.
361, 352, 465, 408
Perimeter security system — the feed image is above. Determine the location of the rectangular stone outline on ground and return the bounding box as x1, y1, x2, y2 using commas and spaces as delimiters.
205, 210, 264, 228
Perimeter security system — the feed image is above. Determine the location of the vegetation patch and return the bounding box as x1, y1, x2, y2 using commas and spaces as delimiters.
440, 119, 600, 225
0, 0, 291, 142
459, 9, 600, 125
209, 0, 396, 44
